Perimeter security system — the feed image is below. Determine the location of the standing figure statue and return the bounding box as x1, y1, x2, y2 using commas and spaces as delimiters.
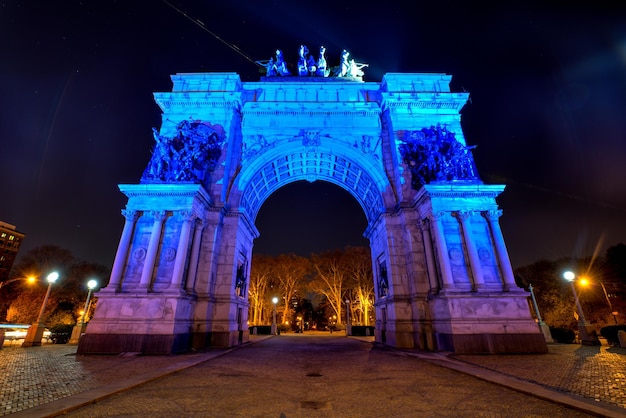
265, 57, 276, 76
297, 45, 309, 76
339, 49, 350, 77
254, 56, 276, 77
337, 49, 367, 78
307, 54, 317, 76
348, 59, 368, 77
316, 45, 329, 77
273, 49, 290, 76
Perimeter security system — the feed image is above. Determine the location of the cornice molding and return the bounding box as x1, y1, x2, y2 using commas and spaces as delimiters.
119, 184, 213, 207
383, 100, 465, 111
155, 100, 240, 110
243, 109, 381, 117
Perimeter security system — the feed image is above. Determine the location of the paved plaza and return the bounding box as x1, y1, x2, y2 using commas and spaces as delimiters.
1, 333, 625, 417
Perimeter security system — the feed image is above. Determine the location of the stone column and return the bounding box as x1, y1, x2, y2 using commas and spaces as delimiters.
104, 209, 139, 292
483, 209, 517, 291
168, 211, 195, 292
455, 211, 485, 290
185, 219, 205, 293
139, 210, 167, 290
428, 211, 455, 290
419, 218, 440, 293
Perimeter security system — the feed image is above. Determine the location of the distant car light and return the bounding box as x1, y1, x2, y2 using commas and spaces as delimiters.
2, 326, 51, 342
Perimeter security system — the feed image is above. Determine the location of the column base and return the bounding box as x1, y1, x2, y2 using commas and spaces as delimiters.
538, 321, 554, 343
68, 323, 87, 345
22, 324, 46, 347
78, 332, 191, 354
435, 332, 548, 354
577, 321, 600, 345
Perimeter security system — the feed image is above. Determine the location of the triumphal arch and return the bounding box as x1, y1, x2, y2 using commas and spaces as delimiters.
78, 48, 547, 355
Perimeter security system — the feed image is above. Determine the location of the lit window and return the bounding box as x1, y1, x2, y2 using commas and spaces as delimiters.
0, 233, 5, 238
9, 235, 14, 240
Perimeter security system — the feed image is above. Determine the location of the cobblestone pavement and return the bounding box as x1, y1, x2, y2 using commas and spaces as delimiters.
452, 344, 626, 409
0, 336, 625, 417
0, 342, 229, 416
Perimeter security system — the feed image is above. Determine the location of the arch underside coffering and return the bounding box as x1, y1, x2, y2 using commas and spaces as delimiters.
240, 149, 386, 224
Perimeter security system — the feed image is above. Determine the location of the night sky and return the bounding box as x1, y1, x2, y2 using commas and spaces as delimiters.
2, 1, 625, 271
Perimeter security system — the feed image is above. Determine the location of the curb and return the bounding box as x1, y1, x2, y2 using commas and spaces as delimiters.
403, 351, 626, 418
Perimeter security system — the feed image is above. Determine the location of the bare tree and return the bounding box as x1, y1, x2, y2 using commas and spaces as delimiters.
249, 255, 273, 325
311, 250, 346, 324
343, 247, 374, 325
273, 254, 310, 325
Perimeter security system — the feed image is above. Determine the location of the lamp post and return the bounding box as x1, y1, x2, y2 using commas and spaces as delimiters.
271, 297, 278, 335
563, 270, 599, 345
69, 279, 98, 344
598, 281, 618, 324
345, 299, 352, 336
528, 284, 554, 343
23, 271, 59, 347
580, 276, 619, 324
81, 279, 98, 325
0, 276, 35, 291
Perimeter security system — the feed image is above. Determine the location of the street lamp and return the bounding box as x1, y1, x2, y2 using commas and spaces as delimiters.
596, 280, 618, 324
22, 271, 59, 347
80, 279, 98, 325
528, 284, 554, 343
563, 270, 599, 345
69, 279, 98, 344
579, 276, 618, 325
345, 299, 352, 336
0, 276, 35, 291
271, 297, 278, 335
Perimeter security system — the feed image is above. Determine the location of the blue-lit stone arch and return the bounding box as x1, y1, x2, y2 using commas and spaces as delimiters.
78, 71, 547, 357
237, 144, 387, 224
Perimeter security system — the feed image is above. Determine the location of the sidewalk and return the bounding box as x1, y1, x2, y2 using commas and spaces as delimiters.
1, 337, 625, 417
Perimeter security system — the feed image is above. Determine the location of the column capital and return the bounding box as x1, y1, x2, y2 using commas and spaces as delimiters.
152, 210, 168, 222
454, 210, 474, 222
429, 211, 448, 222
483, 209, 503, 222
121, 209, 139, 222
178, 210, 196, 222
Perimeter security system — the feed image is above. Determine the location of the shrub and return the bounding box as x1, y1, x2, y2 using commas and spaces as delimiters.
549, 326, 576, 344
249, 326, 272, 335
49, 324, 73, 344
600, 325, 626, 346
351, 326, 375, 336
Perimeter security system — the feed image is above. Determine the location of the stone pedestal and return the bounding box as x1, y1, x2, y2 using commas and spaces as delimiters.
429, 292, 547, 354
78, 292, 195, 354
22, 324, 46, 347
538, 321, 554, 343
68, 323, 86, 345
577, 321, 600, 345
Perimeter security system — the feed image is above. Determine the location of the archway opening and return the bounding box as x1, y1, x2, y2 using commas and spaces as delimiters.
253, 180, 368, 257
249, 180, 375, 336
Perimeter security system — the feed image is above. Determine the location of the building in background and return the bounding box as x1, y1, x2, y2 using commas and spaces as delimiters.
0, 222, 25, 281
